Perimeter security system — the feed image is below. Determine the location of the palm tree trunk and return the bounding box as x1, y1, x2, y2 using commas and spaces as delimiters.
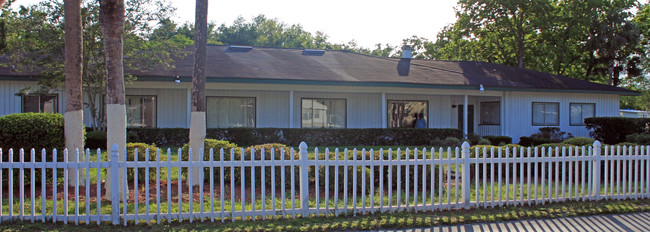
64, 0, 84, 186
100, 0, 126, 198
189, 0, 208, 186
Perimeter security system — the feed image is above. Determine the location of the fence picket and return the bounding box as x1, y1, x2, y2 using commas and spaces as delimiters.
4, 141, 650, 224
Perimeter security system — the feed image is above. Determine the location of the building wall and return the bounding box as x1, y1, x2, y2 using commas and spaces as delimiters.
0, 80, 623, 143
504, 91, 620, 142
206, 89, 290, 128
0, 80, 64, 116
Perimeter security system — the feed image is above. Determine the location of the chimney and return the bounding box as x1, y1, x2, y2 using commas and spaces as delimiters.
401, 45, 413, 59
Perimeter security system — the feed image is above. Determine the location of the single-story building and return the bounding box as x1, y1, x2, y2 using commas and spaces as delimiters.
0, 45, 638, 142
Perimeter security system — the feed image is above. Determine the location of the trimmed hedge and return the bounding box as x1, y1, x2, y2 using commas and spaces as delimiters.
0, 113, 66, 188
562, 137, 595, 146
85, 131, 107, 150
128, 128, 463, 147
482, 135, 512, 146
585, 117, 650, 145
0, 113, 65, 151
626, 133, 650, 145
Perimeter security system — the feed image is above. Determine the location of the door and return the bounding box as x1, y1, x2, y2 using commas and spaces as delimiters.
457, 105, 474, 134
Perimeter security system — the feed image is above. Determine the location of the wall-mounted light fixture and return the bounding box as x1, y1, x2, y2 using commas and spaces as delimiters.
174, 76, 181, 85
479, 84, 485, 93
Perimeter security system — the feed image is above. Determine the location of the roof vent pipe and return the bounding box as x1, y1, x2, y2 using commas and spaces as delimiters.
401, 45, 413, 59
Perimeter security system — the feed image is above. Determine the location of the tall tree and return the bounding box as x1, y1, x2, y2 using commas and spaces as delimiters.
99, 0, 126, 198
585, 1, 640, 86
63, 0, 84, 185
3, 0, 186, 131
189, 0, 207, 186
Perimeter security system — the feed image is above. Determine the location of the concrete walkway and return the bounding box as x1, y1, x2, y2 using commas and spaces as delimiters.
350, 212, 650, 232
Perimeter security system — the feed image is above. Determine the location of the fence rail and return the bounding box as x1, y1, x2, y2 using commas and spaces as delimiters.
0, 141, 648, 225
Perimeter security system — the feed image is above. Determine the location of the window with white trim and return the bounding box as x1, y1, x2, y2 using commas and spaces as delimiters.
570, 103, 595, 126
22, 95, 58, 113
301, 98, 346, 128
207, 97, 256, 128
532, 102, 559, 126
480, 101, 500, 125
387, 100, 428, 128
126, 95, 157, 128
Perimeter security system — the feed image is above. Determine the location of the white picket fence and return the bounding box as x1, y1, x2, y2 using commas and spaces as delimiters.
0, 141, 648, 225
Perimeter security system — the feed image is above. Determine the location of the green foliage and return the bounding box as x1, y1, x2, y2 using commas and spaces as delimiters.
85, 131, 107, 150
0, 113, 67, 188
443, 137, 461, 147
518, 136, 552, 147
3, 0, 189, 130
0, 113, 64, 151
125, 143, 159, 183
626, 133, 650, 145
520, 127, 572, 146
616, 142, 639, 147
585, 117, 650, 144
181, 139, 240, 161
129, 128, 463, 147
428, 0, 642, 90
478, 138, 491, 145
562, 137, 596, 146
482, 135, 513, 146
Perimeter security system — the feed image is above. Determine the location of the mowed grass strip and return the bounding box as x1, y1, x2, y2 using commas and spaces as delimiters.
1, 199, 650, 232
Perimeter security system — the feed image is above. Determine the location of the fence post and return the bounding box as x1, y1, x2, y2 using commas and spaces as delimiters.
110, 144, 120, 225
299, 141, 309, 217
593, 141, 602, 200
461, 141, 471, 209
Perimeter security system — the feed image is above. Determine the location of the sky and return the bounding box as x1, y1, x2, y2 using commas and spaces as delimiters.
16, 0, 460, 49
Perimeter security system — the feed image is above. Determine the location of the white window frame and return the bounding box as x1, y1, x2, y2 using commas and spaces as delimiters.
532, 102, 559, 126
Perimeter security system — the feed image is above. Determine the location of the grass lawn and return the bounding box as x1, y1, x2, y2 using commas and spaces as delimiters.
1, 198, 650, 231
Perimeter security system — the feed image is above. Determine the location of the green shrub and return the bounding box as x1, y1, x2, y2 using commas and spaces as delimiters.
443, 137, 461, 147
465, 133, 481, 145
626, 133, 650, 145
615, 142, 639, 147
478, 138, 491, 145
0, 113, 65, 151
482, 136, 512, 146
181, 139, 241, 161
535, 127, 572, 142
181, 139, 243, 183
518, 136, 552, 147
0, 113, 67, 188
562, 137, 595, 146
127, 132, 140, 143
536, 143, 570, 150
128, 128, 463, 147
585, 117, 650, 145
126, 143, 158, 183
85, 131, 107, 150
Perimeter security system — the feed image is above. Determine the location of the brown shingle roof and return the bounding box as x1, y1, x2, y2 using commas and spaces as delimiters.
3, 45, 638, 95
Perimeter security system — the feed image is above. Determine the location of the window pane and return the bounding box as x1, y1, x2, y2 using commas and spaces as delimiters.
480, 102, 500, 125
545, 103, 559, 125
23, 96, 40, 113
582, 104, 594, 119
23, 95, 58, 113
207, 97, 256, 128
126, 96, 156, 128
532, 102, 558, 126
532, 103, 545, 125
40, 95, 57, 113
388, 100, 428, 128
571, 103, 594, 125
302, 98, 346, 128
570, 104, 582, 125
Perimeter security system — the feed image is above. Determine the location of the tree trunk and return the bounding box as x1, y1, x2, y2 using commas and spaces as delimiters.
189, 0, 208, 186
99, 0, 126, 199
608, 57, 615, 86
64, 0, 84, 186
